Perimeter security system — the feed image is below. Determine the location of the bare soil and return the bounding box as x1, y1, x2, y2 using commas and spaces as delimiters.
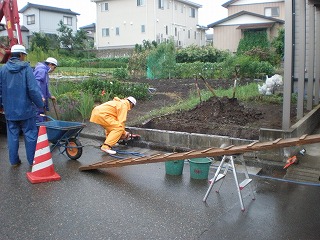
127, 78, 297, 140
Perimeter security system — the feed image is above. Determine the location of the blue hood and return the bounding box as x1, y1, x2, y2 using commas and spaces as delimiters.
6, 57, 29, 73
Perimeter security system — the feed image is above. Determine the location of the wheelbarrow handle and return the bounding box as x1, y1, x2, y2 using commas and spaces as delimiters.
39, 114, 55, 121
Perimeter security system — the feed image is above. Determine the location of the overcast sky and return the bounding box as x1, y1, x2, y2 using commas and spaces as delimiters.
16, 0, 228, 28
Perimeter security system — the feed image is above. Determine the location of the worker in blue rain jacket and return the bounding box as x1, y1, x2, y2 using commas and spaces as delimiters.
33, 57, 58, 122
0, 45, 44, 166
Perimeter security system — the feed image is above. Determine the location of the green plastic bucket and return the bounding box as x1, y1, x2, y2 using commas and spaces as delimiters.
165, 160, 184, 175
189, 158, 212, 179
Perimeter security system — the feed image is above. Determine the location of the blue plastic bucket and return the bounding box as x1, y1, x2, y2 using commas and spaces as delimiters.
165, 160, 184, 175
189, 158, 212, 179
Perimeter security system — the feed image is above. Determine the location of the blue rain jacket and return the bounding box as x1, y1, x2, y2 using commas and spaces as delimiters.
33, 62, 51, 110
0, 57, 44, 121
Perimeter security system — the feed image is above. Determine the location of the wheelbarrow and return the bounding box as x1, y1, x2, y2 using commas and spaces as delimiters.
37, 116, 86, 160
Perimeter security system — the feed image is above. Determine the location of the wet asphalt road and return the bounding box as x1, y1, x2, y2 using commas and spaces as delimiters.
0, 134, 320, 240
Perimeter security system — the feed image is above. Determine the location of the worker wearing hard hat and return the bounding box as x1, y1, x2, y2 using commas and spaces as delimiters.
0, 44, 44, 166
33, 57, 58, 122
90, 96, 137, 154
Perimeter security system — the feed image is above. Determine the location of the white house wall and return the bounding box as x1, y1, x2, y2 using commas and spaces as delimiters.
219, 14, 276, 25
94, 0, 203, 49
22, 8, 41, 34
22, 8, 78, 35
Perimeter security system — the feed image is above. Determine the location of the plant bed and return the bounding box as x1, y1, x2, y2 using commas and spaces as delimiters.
127, 78, 297, 140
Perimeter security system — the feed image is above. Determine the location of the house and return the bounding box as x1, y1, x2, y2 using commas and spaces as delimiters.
80, 23, 96, 46
18, 3, 79, 49
91, 0, 207, 50
208, 0, 285, 53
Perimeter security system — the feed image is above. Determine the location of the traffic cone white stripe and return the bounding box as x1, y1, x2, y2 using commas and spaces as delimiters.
37, 133, 48, 143
34, 145, 51, 158
32, 158, 53, 172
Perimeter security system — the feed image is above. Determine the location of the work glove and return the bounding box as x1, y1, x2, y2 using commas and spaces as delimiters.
120, 131, 130, 140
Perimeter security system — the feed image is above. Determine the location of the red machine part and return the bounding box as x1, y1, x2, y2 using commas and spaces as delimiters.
0, 0, 23, 63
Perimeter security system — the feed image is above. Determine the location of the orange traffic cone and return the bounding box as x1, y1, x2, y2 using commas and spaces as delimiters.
26, 126, 61, 183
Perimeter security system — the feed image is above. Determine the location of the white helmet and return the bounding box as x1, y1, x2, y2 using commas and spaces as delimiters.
127, 96, 137, 106
11, 45, 27, 55
45, 57, 58, 66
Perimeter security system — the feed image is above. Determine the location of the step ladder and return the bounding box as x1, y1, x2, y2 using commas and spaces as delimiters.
203, 154, 255, 211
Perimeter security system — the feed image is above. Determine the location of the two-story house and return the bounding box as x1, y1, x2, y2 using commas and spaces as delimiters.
19, 3, 79, 49
91, 0, 207, 50
208, 0, 285, 53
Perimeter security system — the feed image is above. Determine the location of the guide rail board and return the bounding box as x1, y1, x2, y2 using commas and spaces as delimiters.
79, 134, 320, 171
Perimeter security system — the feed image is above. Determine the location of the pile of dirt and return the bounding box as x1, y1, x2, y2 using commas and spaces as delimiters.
137, 96, 291, 140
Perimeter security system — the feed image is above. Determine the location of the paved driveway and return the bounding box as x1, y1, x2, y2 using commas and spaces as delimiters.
0, 135, 319, 240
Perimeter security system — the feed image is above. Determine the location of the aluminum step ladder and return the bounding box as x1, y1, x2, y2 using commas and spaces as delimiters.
203, 154, 255, 211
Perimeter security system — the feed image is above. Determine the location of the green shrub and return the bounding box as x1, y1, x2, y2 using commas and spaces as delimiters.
50, 80, 79, 96
76, 92, 95, 120
56, 91, 81, 121
80, 77, 150, 101
58, 57, 129, 68
113, 67, 129, 80
174, 62, 216, 79
176, 45, 230, 63
237, 30, 270, 54
211, 55, 275, 79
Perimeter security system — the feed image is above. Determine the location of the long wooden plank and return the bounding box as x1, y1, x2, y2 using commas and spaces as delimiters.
79, 133, 320, 171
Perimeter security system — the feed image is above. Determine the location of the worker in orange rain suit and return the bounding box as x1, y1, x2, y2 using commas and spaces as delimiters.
90, 96, 136, 155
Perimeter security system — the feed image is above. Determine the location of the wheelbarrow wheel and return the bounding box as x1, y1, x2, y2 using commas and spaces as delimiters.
66, 138, 83, 160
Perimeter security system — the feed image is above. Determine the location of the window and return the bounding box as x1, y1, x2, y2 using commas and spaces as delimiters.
188, 30, 190, 39
165, 25, 168, 35
265, 7, 279, 17
190, 8, 195, 18
116, 27, 120, 35
194, 31, 196, 40
101, 2, 108, 11
181, 5, 183, 13
141, 25, 145, 33
158, 0, 164, 9
137, 0, 144, 6
27, 15, 35, 25
175, 27, 177, 36
102, 28, 109, 37
63, 16, 72, 26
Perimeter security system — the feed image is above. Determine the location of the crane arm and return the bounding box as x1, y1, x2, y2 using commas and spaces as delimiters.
0, 0, 23, 63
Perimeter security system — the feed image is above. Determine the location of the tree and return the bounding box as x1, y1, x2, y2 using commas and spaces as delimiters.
74, 29, 88, 50
57, 20, 74, 51
30, 32, 50, 51
56, 21, 90, 55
